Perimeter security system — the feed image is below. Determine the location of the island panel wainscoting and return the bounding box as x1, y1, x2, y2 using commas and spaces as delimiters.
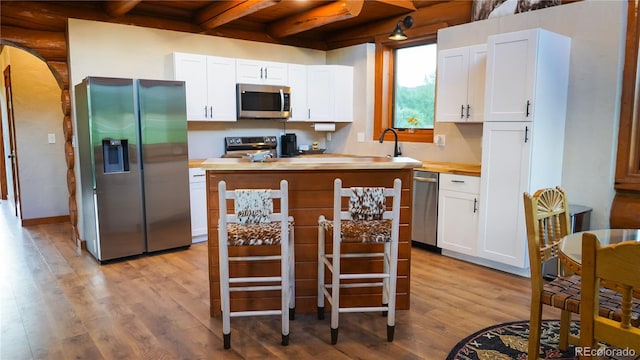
200, 156, 421, 316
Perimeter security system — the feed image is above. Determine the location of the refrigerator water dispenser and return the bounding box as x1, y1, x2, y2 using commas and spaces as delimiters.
102, 139, 129, 173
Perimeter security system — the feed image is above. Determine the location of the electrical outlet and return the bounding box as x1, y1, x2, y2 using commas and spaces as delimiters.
357, 132, 365, 142
326, 132, 331, 141
434, 134, 445, 147
48, 133, 56, 144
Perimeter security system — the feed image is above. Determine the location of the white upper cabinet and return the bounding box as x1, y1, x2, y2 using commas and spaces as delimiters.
173, 52, 237, 121
305, 65, 353, 122
435, 44, 487, 123
236, 59, 288, 86
484, 28, 571, 122
287, 64, 309, 121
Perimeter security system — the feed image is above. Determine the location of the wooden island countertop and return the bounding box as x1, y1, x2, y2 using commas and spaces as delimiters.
202, 155, 421, 317
195, 155, 422, 171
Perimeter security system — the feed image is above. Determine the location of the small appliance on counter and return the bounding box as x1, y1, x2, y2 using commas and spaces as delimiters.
280, 133, 299, 157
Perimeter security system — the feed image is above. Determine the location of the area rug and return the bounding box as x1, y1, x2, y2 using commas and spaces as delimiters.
446, 320, 639, 360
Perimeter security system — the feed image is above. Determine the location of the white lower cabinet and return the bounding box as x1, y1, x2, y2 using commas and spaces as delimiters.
437, 174, 480, 256
189, 168, 207, 242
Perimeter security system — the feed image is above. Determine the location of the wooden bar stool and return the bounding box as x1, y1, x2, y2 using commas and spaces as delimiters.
317, 178, 402, 344
217, 179, 295, 349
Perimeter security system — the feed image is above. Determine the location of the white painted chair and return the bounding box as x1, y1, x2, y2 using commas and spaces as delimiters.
317, 178, 402, 344
217, 179, 295, 349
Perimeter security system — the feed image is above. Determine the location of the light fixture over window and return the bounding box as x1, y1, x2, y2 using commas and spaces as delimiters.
388, 16, 414, 41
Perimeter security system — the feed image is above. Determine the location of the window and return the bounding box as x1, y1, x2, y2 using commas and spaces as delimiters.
375, 34, 438, 143
393, 44, 437, 130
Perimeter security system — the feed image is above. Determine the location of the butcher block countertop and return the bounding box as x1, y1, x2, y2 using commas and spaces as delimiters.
192, 155, 422, 171
189, 156, 479, 175
417, 161, 481, 177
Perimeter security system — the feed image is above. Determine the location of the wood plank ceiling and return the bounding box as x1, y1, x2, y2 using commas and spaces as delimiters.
0, 0, 471, 52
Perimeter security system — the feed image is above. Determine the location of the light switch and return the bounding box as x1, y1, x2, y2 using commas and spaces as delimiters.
434, 134, 445, 147
48, 133, 56, 144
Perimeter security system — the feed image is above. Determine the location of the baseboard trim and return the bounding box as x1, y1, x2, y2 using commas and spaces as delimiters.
22, 215, 70, 226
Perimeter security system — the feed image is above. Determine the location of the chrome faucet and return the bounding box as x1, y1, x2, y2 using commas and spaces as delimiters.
379, 128, 401, 157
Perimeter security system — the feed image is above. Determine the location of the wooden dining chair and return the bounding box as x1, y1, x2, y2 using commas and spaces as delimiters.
523, 187, 579, 359
217, 179, 295, 349
317, 178, 402, 345
579, 232, 640, 359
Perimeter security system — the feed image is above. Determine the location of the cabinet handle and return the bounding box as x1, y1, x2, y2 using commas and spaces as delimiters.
466, 105, 470, 119
525, 126, 529, 143
308, 108, 311, 119
473, 198, 478, 213
260, 67, 264, 79
526, 100, 531, 117
460, 105, 464, 119
204, 106, 208, 118
193, 174, 205, 177
451, 179, 465, 183
210, 106, 213, 118
265, 67, 268, 79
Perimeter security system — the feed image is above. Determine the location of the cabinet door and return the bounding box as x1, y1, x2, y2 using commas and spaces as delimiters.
466, 44, 487, 123
262, 61, 288, 85
207, 56, 237, 121
484, 30, 537, 122
287, 64, 309, 121
173, 53, 208, 121
236, 59, 263, 83
189, 169, 207, 239
437, 189, 479, 256
435, 47, 470, 122
332, 66, 354, 122
236, 59, 288, 85
307, 66, 333, 121
478, 122, 532, 267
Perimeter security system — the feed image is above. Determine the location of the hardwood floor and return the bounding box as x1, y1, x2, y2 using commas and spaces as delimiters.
0, 201, 560, 359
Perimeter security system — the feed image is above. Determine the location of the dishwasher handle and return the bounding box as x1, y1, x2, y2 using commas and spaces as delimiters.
413, 176, 437, 183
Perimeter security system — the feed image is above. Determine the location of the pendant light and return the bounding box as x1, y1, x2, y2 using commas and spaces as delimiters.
388, 16, 414, 41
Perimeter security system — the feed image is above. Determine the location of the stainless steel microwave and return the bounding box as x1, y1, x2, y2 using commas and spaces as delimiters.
237, 83, 291, 119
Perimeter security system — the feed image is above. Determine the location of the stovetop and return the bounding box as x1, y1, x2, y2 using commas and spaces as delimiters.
223, 136, 278, 157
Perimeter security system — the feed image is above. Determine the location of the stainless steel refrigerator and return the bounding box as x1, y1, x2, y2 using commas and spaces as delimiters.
75, 77, 191, 262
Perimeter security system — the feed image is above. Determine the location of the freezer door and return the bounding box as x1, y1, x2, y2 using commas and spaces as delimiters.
87, 77, 146, 261
137, 79, 191, 252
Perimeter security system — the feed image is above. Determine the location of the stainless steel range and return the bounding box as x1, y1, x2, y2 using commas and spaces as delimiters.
223, 136, 278, 160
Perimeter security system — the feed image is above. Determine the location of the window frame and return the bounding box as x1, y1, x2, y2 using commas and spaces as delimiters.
374, 33, 438, 143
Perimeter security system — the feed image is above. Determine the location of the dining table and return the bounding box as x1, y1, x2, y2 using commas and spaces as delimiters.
559, 228, 640, 273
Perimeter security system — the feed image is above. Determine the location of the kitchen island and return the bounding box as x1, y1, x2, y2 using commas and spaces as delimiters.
198, 156, 422, 316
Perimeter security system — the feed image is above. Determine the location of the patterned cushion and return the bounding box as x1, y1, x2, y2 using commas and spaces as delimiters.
226, 221, 293, 246
542, 274, 640, 327
349, 187, 385, 220
234, 189, 272, 224
319, 219, 392, 243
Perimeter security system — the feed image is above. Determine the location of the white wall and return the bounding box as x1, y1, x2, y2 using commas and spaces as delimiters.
0, 47, 68, 219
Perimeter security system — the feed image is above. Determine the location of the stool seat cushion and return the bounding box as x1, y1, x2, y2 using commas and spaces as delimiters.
226, 221, 293, 246
319, 219, 392, 243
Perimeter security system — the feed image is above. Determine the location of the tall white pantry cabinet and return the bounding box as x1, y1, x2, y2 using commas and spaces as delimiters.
478, 28, 571, 269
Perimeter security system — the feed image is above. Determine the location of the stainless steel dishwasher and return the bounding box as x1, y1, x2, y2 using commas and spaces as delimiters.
412, 170, 439, 252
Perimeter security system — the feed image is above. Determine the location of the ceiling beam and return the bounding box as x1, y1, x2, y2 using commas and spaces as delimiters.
267, 0, 364, 38
104, 1, 142, 18
197, 0, 280, 30
375, 0, 417, 11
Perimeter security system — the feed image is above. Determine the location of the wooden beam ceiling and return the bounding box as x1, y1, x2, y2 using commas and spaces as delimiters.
267, 0, 364, 38
197, 0, 280, 30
